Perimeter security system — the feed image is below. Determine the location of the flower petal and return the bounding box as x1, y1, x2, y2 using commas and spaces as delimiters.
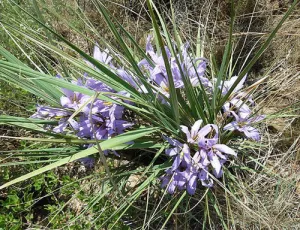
191, 120, 203, 139
164, 136, 182, 147
198, 169, 208, 181
244, 126, 261, 141
223, 122, 237, 131
198, 124, 212, 138
171, 155, 181, 171
201, 179, 214, 188
213, 144, 237, 156
165, 147, 179, 157
249, 115, 266, 123
93, 44, 102, 61
208, 151, 221, 175
187, 174, 197, 195
192, 151, 201, 164
60, 96, 72, 108
180, 125, 191, 141
69, 119, 79, 130
167, 181, 176, 194
161, 175, 171, 188
213, 168, 223, 178
182, 144, 191, 163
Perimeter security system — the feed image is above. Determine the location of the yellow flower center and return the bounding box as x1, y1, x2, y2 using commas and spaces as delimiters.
72, 94, 78, 103
238, 122, 246, 127
103, 101, 113, 106
162, 86, 169, 93
192, 134, 199, 141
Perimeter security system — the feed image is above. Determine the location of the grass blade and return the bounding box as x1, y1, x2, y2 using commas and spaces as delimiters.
0, 127, 158, 189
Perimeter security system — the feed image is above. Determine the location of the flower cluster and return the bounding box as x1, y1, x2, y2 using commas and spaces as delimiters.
32, 47, 134, 155
160, 71, 265, 195
138, 36, 210, 100
222, 94, 265, 141
32, 37, 211, 147
161, 121, 236, 195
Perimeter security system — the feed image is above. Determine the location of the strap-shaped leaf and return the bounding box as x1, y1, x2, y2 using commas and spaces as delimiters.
147, 0, 180, 128
0, 127, 158, 189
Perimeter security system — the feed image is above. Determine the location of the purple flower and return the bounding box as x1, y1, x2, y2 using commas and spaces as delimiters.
31, 106, 70, 119
161, 148, 209, 195
77, 115, 106, 139
161, 169, 187, 194
31, 105, 79, 133
185, 151, 203, 194
223, 98, 251, 119
180, 119, 203, 144
198, 152, 214, 188
52, 118, 68, 133
178, 43, 211, 88
161, 168, 195, 195
79, 157, 95, 168
162, 123, 237, 194
31, 45, 135, 159
77, 101, 133, 140
153, 73, 183, 98
164, 136, 183, 157
82, 99, 107, 115
170, 144, 191, 171
224, 113, 265, 141
197, 124, 219, 149
85, 45, 113, 69
60, 88, 90, 111
164, 124, 236, 192
141, 39, 183, 96
102, 102, 124, 120
85, 78, 113, 92
106, 113, 133, 138
93, 46, 112, 65
162, 139, 200, 195
207, 144, 235, 178
195, 124, 236, 179
162, 122, 237, 195
138, 35, 209, 99
219, 75, 247, 95
145, 35, 172, 66
117, 68, 148, 93
52, 117, 79, 133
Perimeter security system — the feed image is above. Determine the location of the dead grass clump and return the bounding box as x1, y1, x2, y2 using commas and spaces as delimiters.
230, 133, 300, 229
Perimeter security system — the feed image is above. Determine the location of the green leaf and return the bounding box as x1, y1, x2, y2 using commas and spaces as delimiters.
0, 45, 62, 103
161, 191, 186, 229
0, 44, 25, 65
0, 115, 56, 124
147, 0, 180, 128
0, 127, 158, 189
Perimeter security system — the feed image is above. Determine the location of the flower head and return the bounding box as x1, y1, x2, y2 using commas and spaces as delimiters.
224, 112, 265, 141
223, 98, 251, 119
31, 106, 70, 119
220, 75, 247, 95
93, 46, 112, 65
180, 120, 203, 144
162, 123, 236, 195
60, 90, 90, 111
138, 35, 209, 100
